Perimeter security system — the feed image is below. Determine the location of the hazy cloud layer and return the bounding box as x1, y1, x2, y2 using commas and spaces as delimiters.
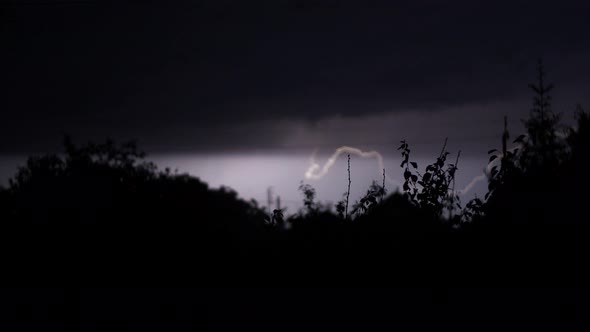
1, 0, 589, 152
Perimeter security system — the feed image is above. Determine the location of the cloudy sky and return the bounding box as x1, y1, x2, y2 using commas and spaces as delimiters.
1, 0, 589, 210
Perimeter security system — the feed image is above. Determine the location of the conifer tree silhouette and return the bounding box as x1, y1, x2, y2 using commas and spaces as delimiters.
522, 58, 563, 170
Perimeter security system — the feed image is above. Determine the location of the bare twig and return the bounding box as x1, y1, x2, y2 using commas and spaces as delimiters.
439, 137, 448, 158
502, 116, 509, 156
449, 150, 461, 219
345, 154, 351, 220
381, 168, 386, 202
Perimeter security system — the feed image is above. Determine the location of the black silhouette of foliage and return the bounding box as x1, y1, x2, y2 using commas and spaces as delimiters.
266, 208, 285, 227
1, 61, 590, 291
480, 60, 589, 236
398, 138, 461, 218
485, 116, 522, 201
350, 180, 385, 217
3, 136, 267, 234
567, 105, 590, 156
297, 181, 322, 217
335, 193, 347, 219
459, 196, 484, 223
335, 154, 354, 220
520, 59, 565, 171
486, 61, 564, 205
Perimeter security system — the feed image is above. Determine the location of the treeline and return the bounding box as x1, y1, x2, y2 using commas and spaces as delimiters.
1, 62, 589, 285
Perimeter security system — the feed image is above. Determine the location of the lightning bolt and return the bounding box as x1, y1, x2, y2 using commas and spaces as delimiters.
304, 146, 399, 186
456, 138, 530, 196
455, 174, 486, 196
304, 145, 488, 197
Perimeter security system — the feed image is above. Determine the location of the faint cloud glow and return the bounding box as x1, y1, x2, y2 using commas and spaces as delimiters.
304, 145, 399, 186
305, 145, 488, 197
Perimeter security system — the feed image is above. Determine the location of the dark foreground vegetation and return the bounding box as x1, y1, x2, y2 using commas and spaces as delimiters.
1, 63, 590, 288
1, 62, 590, 330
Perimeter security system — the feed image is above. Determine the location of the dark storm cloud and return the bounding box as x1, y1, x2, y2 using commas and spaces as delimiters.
1, 0, 589, 152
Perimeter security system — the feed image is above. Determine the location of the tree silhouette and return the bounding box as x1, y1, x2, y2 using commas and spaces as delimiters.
0, 61, 589, 289
521, 58, 564, 170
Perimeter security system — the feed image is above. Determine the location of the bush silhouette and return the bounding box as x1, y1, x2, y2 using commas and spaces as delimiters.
0, 136, 272, 279
482, 61, 587, 235
1, 61, 590, 286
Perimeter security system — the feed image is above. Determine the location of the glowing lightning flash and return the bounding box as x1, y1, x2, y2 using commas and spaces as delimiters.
304, 146, 487, 197
304, 146, 399, 186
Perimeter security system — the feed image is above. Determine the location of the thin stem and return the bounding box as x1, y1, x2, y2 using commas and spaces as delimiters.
381, 168, 386, 202
502, 116, 509, 156
449, 150, 461, 219
345, 154, 351, 220
439, 137, 448, 158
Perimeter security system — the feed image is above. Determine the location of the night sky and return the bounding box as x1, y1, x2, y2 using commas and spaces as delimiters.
2, 0, 590, 210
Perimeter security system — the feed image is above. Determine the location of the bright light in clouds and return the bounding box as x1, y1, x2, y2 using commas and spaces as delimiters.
305, 146, 400, 186
458, 174, 486, 196
305, 145, 487, 196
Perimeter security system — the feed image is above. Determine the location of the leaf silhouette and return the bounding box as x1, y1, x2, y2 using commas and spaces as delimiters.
513, 134, 526, 143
